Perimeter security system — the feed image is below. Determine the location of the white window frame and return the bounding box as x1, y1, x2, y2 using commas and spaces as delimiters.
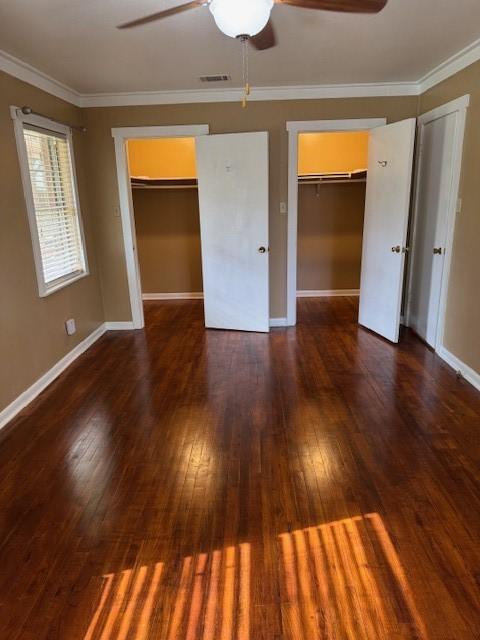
10, 106, 89, 297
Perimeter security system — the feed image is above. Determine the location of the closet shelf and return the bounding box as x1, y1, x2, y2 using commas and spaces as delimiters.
131, 177, 198, 190
298, 170, 367, 186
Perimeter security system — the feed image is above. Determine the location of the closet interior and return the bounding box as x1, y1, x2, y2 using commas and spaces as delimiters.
297, 131, 369, 296
128, 137, 203, 299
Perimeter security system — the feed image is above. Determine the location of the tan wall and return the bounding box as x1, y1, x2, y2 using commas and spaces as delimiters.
418, 60, 480, 375
133, 188, 203, 293
0, 70, 104, 413
297, 182, 365, 291
83, 96, 417, 320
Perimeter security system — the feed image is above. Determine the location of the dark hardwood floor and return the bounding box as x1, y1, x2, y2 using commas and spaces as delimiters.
0, 297, 479, 639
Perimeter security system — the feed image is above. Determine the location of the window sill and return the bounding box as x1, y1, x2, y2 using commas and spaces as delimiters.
39, 270, 89, 298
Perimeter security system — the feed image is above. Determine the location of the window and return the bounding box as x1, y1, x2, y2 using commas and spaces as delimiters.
12, 108, 88, 296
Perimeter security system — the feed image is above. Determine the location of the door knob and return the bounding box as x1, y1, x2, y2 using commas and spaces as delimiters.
391, 245, 401, 253
433, 247, 443, 255
258, 246, 266, 253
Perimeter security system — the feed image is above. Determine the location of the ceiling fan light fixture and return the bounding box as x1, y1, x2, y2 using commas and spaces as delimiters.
209, 0, 274, 38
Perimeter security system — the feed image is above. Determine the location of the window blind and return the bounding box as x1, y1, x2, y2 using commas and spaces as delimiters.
23, 125, 86, 286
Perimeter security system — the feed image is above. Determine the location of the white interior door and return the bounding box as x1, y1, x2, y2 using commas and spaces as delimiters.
407, 112, 457, 347
196, 132, 269, 332
358, 119, 416, 342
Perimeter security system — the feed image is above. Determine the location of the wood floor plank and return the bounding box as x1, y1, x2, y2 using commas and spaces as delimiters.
0, 298, 479, 639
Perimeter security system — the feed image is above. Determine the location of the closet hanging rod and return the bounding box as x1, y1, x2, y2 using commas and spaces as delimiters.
17, 106, 87, 133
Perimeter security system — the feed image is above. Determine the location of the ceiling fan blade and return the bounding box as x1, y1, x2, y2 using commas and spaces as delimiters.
117, 0, 204, 29
274, 0, 387, 13
250, 20, 277, 50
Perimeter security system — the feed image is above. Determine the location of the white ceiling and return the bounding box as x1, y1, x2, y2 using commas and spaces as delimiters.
1, 0, 480, 95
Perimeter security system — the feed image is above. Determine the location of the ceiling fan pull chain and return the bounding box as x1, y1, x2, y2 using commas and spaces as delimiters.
241, 35, 250, 108
245, 34, 250, 95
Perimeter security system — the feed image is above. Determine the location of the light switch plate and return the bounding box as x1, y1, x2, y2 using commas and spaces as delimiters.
280, 202, 287, 214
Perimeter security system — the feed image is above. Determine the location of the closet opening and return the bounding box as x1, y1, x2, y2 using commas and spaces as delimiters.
296, 131, 369, 301
127, 137, 203, 308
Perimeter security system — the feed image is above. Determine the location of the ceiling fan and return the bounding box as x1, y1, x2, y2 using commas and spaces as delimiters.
118, 0, 388, 50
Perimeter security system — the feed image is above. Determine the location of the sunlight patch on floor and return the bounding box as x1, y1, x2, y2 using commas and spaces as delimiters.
279, 513, 428, 639
84, 563, 163, 640
83, 513, 426, 639
83, 544, 251, 640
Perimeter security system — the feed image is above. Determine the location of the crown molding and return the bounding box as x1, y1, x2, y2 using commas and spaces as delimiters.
419, 36, 480, 94
0, 46, 419, 107
2, 34, 480, 109
78, 81, 419, 107
0, 46, 418, 106
0, 48, 81, 106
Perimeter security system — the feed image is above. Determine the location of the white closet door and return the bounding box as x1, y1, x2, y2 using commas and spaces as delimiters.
358, 119, 416, 343
408, 112, 457, 347
196, 132, 269, 333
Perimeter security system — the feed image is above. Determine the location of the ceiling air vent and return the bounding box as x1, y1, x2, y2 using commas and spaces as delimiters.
199, 74, 231, 83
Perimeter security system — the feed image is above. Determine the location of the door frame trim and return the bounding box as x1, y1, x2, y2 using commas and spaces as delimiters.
285, 118, 386, 326
112, 124, 209, 329
405, 94, 469, 351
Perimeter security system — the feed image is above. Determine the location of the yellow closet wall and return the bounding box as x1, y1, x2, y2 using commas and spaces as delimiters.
128, 137, 197, 179
298, 131, 369, 175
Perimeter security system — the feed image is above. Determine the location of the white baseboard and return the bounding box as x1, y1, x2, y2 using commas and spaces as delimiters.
270, 317, 288, 327
437, 346, 480, 392
104, 321, 135, 330
297, 289, 360, 298
0, 319, 140, 432
0, 323, 107, 432
142, 292, 204, 300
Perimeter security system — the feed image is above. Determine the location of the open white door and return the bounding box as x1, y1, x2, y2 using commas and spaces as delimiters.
358, 119, 416, 343
196, 132, 269, 332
